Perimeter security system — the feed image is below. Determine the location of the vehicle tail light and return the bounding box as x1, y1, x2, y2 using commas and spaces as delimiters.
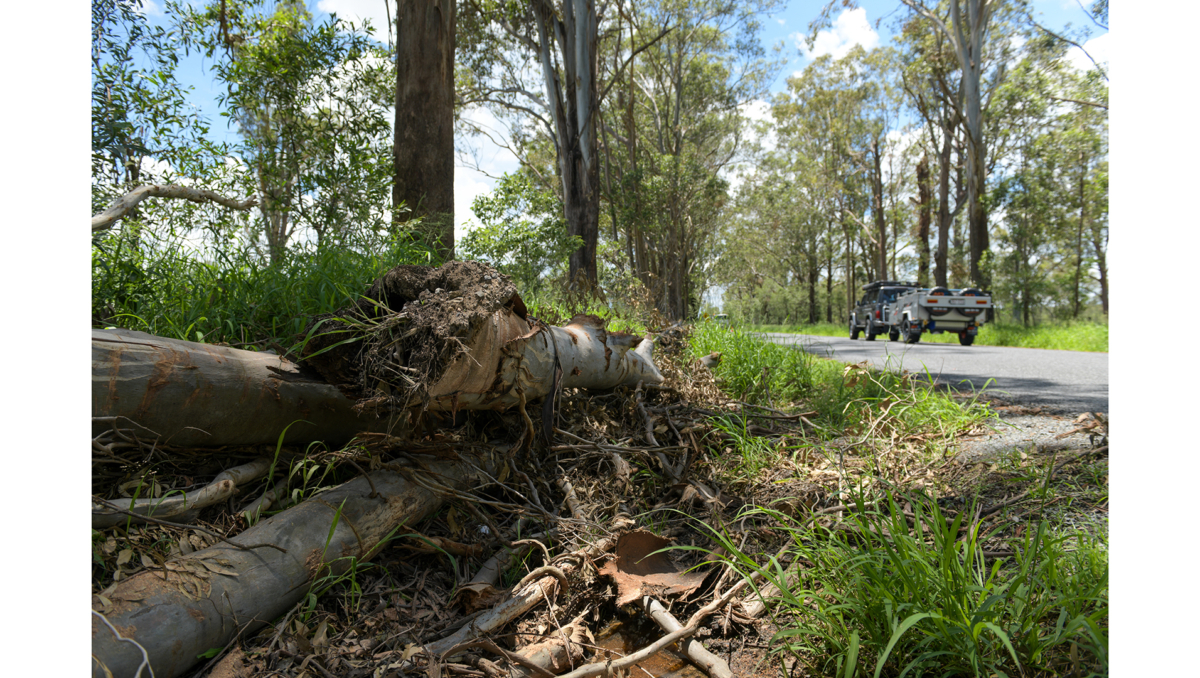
875, 310, 881, 319
976, 300, 986, 304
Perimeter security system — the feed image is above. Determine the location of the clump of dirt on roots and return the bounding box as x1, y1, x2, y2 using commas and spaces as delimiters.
300, 261, 529, 410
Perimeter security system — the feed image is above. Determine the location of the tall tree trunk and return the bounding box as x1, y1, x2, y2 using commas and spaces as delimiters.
1072, 150, 1087, 318
1091, 222, 1108, 316
915, 154, 932, 286
532, 0, 600, 288
394, 0, 456, 260
934, 128, 952, 287
825, 233, 834, 323
871, 141, 888, 281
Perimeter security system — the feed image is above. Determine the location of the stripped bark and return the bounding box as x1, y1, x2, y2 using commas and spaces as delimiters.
91, 184, 258, 232
92, 329, 392, 447
91, 451, 500, 678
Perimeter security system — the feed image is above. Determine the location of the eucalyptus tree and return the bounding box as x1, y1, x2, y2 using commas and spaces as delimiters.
599, 0, 782, 318
394, 0, 456, 260
177, 0, 394, 261
897, 14, 968, 287
896, 0, 1014, 288
456, 0, 635, 287
91, 0, 229, 208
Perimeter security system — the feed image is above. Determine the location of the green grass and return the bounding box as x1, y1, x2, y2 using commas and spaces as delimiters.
92, 223, 439, 351
747, 321, 1108, 353
690, 321, 995, 446
703, 492, 1107, 678
686, 323, 1106, 676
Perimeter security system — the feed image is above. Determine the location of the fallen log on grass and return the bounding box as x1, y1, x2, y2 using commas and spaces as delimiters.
91, 450, 500, 678
92, 328, 393, 447
93, 262, 662, 448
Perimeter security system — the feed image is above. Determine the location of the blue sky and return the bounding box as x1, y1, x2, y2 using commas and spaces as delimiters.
132, 0, 1108, 242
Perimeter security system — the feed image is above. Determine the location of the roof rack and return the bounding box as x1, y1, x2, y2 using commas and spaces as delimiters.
862, 280, 919, 291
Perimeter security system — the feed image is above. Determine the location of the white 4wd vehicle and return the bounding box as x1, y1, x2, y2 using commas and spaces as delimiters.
887, 286, 993, 345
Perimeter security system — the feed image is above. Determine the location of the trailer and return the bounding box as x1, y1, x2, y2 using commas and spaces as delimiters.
887, 286, 994, 345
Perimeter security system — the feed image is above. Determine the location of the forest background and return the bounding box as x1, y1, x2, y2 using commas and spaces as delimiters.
0, 0, 1187, 673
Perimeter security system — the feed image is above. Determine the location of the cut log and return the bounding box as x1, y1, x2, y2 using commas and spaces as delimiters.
300, 261, 663, 413
92, 329, 395, 447
91, 450, 500, 678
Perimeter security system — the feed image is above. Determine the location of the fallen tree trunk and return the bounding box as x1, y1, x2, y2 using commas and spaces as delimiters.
93, 262, 662, 447
91, 262, 666, 677
92, 328, 394, 447
91, 450, 499, 678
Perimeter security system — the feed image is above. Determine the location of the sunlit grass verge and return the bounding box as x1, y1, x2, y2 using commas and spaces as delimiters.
92, 225, 439, 350
689, 321, 995, 446
709, 494, 1108, 678
747, 321, 1108, 353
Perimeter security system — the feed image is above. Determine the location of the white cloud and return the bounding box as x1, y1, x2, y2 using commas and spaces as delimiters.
317, 0, 392, 44
738, 99, 777, 153
1066, 33, 1109, 72
136, 0, 164, 16
794, 8, 879, 61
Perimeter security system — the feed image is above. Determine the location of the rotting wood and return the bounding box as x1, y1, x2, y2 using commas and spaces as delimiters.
91, 451, 498, 678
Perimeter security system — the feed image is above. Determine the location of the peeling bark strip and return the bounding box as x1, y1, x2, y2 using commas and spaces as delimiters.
92, 329, 392, 447
91, 184, 258, 232
91, 452, 498, 678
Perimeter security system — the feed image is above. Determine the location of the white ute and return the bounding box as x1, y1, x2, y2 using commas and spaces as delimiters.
888, 286, 993, 345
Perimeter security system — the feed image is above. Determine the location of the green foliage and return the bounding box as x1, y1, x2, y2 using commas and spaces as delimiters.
92, 222, 436, 349
460, 172, 581, 296
718, 494, 1107, 677
92, 0, 231, 207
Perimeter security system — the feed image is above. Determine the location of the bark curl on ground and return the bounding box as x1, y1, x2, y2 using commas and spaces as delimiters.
91, 184, 258, 232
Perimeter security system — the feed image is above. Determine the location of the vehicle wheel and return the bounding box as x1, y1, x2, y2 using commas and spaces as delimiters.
849, 316, 860, 340
889, 329, 900, 342
960, 287, 984, 317
905, 322, 921, 344
958, 331, 975, 346
865, 319, 877, 341
928, 286, 950, 316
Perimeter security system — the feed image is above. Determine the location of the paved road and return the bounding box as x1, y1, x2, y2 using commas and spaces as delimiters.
762, 332, 1109, 414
